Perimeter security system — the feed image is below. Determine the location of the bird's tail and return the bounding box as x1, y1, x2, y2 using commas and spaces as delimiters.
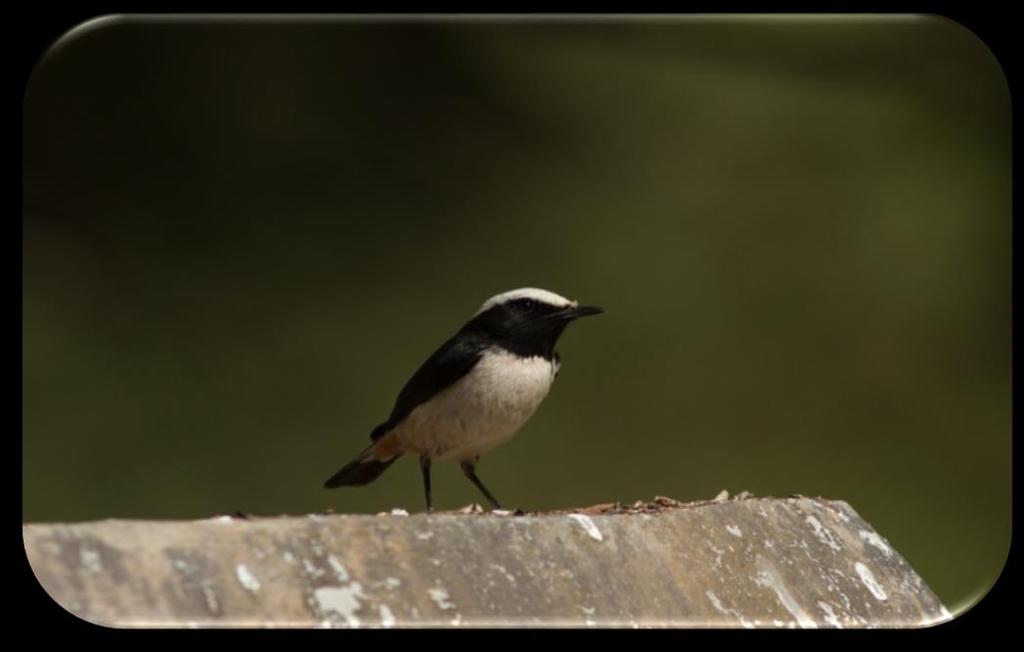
323, 432, 403, 489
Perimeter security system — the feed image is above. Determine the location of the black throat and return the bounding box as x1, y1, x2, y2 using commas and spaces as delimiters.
459, 302, 570, 361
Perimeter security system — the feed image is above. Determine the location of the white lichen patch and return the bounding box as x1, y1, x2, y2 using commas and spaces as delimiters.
817, 601, 843, 628
805, 515, 842, 552
390, 508, 409, 516
825, 503, 851, 523
379, 605, 396, 628
282, 551, 296, 564
755, 568, 818, 629
235, 564, 261, 592
207, 515, 234, 524
327, 555, 350, 582
579, 606, 596, 627
428, 587, 456, 610
726, 524, 743, 538
858, 530, 893, 558
314, 583, 367, 627
382, 577, 402, 590
303, 558, 326, 578
568, 514, 604, 541
714, 489, 730, 502
706, 541, 725, 568
854, 562, 888, 601
201, 581, 220, 613
415, 531, 434, 540
79, 547, 103, 573
830, 573, 854, 611
706, 590, 726, 613
707, 589, 755, 628
827, 502, 860, 525
490, 563, 517, 584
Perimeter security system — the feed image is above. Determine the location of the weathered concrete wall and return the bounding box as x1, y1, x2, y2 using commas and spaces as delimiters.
24, 495, 952, 628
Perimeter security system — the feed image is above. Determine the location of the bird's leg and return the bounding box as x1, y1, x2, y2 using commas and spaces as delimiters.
460, 458, 503, 510
420, 455, 433, 513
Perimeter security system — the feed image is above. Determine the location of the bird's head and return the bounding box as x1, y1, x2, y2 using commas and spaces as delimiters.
464, 288, 603, 357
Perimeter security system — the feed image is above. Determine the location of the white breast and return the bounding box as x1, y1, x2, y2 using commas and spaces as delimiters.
396, 348, 557, 461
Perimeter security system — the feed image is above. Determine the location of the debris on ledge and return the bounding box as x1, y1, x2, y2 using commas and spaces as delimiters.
23, 494, 953, 628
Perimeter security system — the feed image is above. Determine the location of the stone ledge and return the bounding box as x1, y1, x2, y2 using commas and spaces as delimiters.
23, 495, 952, 628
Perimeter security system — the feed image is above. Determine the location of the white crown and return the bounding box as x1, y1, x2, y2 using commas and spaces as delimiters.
475, 287, 576, 316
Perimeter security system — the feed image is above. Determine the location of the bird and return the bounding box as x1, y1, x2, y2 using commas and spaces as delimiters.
323, 287, 603, 512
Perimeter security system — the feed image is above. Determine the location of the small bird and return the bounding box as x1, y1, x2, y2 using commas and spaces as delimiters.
324, 288, 603, 512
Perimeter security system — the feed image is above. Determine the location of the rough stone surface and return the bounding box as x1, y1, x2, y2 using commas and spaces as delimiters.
23, 495, 952, 628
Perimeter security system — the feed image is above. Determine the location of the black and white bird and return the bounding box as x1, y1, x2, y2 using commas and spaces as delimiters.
323, 288, 603, 512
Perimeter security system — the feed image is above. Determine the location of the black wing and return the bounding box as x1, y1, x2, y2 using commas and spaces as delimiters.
371, 333, 488, 440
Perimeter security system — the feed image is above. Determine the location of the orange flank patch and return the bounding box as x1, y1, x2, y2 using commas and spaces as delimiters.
372, 432, 404, 460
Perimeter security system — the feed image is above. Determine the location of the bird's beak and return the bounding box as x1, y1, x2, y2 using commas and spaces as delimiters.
556, 304, 604, 321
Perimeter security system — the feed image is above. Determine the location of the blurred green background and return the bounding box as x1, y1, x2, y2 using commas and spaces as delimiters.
22, 16, 1009, 614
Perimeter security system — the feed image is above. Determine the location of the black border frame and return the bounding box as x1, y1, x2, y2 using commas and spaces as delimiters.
15, 2, 1016, 640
